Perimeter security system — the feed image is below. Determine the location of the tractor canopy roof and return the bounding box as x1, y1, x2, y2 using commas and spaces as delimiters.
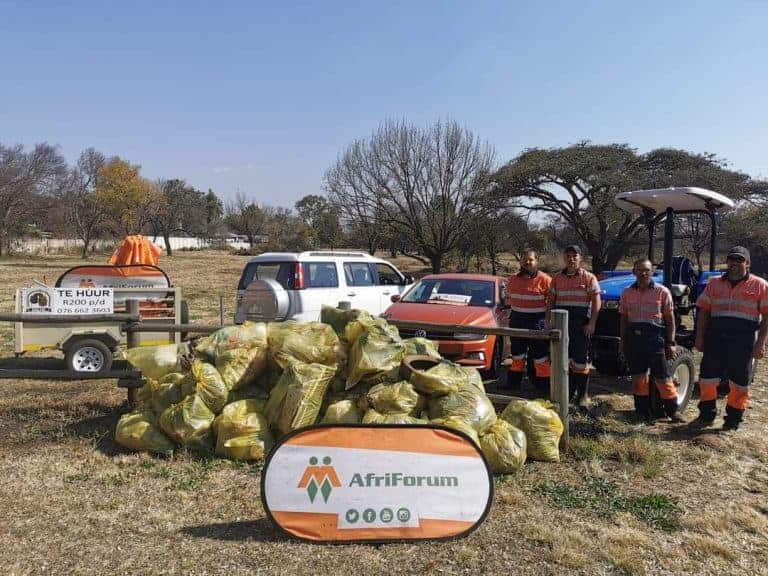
614, 187, 735, 215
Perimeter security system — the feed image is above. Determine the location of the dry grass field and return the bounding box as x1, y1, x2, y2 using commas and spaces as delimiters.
1, 251, 766, 575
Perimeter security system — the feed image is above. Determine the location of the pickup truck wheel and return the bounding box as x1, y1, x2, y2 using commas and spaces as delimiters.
65, 339, 113, 375
651, 348, 695, 417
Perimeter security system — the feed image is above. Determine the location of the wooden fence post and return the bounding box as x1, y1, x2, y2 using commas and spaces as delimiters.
549, 309, 569, 450
125, 299, 140, 406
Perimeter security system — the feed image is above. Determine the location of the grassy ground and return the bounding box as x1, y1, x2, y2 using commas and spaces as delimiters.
0, 251, 766, 575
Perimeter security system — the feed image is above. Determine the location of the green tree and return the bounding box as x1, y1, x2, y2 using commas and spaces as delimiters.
151, 179, 206, 256
494, 143, 759, 272
205, 189, 224, 236
96, 157, 156, 236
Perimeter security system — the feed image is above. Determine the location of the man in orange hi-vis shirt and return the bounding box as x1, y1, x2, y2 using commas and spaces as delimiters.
548, 245, 601, 408
505, 249, 552, 394
619, 258, 684, 422
695, 246, 768, 431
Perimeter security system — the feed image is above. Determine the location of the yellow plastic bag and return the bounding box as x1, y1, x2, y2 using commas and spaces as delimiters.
403, 337, 442, 359
346, 322, 405, 388
362, 409, 427, 425
427, 381, 497, 435
115, 410, 175, 454
360, 381, 422, 415
263, 362, 335, 435
268, 321, 341, 369
501, 399, 563, 462
213, 400, 273, 460
191, 359, 229, 414
125, 344, 182, 381
408, 360, 467, 396
479, 419, 527, 473
343, 310, 377, 343
135, 378, 182, 415
159, 394, 215, 451
321, 399, 363, 424
430, 416, 480, 446
215, 346, 267, 390
194, 322, 268, 362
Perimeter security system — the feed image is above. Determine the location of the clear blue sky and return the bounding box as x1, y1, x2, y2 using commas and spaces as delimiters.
2, 1, 767, 207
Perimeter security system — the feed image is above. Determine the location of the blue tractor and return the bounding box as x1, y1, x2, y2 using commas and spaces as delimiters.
591, 187, 735, 416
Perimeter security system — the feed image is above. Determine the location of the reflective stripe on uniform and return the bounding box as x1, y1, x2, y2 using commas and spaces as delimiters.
505, 272, 552, 314
550, 269, 600, 312
619, 283, 673, 326
696, 274, 768, 325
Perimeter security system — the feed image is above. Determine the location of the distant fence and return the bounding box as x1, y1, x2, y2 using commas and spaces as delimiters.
10, 236, 252, 255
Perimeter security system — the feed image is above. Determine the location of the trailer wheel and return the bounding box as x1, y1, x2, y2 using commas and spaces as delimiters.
651, 348, 695, 417
65, 339, 113, 375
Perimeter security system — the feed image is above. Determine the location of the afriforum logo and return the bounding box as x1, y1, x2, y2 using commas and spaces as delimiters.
297, 456, 341, 503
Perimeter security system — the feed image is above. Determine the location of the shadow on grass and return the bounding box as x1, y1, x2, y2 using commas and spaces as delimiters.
180, 517, 288, 543
0, 400, 127, 455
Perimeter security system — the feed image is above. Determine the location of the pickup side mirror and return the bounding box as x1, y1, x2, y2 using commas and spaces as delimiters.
390, 294, 401, 303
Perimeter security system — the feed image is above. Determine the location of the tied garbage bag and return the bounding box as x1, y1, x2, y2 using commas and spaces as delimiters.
403, 337, 442, 360
321, 399, 363, 424
268, 321, 341, 369
136, 378, 182, 416
215, 346, 267, 390
479, 419, 527, 473
463, 367, 485, 393
191, 360, 229, 414
501, 399, 563, 462
195, 322, 268, 362
362, 409, 427, 425
346, 322, 406, 388
264, 362, 335, 434
320, 306, 373, 342
430, 416, 480, 446
213, 400, 273, 460
125, 343, 184, 381
343, 310, 380, 343
427, 381, 496, 435
159, 394, 215, 452
359, 381, 422, 415
115, 410, 175, 454
408, 360, 467, 396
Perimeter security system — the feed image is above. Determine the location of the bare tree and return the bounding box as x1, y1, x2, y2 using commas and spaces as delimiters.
0, 143, 66, 256
326, 120, 498, 272
58, 148, 107, 258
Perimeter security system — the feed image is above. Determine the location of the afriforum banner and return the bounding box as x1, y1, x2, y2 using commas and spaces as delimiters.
261, 425, 493, 543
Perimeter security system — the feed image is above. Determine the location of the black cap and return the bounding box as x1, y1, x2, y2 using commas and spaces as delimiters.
563, 244, 582, 255
726, 245, 750, 261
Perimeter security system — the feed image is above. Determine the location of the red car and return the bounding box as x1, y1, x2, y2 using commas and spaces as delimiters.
382, 274, 509, 376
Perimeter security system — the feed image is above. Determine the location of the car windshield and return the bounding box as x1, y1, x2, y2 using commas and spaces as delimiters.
401, 279, 495, 307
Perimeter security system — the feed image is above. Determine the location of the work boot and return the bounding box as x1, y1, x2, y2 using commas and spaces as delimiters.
571, 373, 590, 409
669, 411, 687, 424
662, 398, 684, 423
721, 419, 740, 432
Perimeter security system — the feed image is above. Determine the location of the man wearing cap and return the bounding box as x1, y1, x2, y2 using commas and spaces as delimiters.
548, 245, 601, 407
619, 258, 684, 422
695, 246, 768, 430
505, 249, 552, 395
